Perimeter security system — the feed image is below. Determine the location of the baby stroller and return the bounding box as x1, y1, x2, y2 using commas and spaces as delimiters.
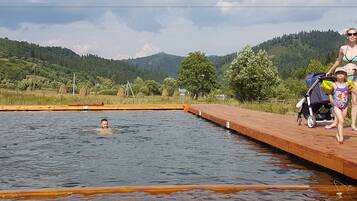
296, 73, 336, 128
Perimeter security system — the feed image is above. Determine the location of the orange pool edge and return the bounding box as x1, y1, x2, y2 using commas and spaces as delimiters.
0, 104, 189, 111
0, 185, 356, 199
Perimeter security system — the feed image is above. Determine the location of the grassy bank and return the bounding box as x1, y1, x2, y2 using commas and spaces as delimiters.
234, 99, 298, 115
0, 88, 195, 105
0, 88, 298, 115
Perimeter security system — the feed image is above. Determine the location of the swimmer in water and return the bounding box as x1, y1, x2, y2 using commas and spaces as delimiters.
95, 118, 112, 134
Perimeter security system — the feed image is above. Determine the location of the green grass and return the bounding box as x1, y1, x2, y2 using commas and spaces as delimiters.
0, 88, 192, 105
0, 88, 299, 115
233, 99, 298, 115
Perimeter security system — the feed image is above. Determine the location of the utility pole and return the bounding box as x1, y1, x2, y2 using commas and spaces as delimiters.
125, 81, 135, 98
72, 73, 76, 96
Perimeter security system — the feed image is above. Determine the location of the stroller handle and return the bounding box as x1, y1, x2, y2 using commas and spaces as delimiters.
318, 74, 335, 81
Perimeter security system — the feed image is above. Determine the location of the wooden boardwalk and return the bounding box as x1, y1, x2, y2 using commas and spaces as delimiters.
187, 104, 357, 180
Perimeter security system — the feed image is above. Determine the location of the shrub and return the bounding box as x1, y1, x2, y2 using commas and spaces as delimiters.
161, 88, 169, 97
226, 46, 280, 101
79, 87, 89, 96
98, 89, 117, 95
58, 84, 67, 95
117, 85, 125, 97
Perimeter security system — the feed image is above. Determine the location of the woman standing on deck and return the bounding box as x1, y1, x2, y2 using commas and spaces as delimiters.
326, 28, 357, 130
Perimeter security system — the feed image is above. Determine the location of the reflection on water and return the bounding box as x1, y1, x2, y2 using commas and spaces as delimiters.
0, 111, 355, 200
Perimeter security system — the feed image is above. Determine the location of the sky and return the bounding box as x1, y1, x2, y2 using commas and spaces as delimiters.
0, 0, 356, 59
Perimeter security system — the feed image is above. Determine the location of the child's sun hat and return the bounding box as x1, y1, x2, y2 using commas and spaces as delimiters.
335, 67, 347, 74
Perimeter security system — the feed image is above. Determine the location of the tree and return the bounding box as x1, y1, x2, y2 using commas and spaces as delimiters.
162, 77, 178, 96
226, 46, 280, 101
96, 76, 115, 89
178, 51, 217, 99
305, 59, 329, 75
132, 77, 146, 95
17, 75, 48, 90
145, 80, 161, 95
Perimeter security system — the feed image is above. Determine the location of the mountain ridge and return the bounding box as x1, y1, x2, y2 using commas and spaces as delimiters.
124, 30, 345, 77
0, 30, 346, 91
0, 37, 168, 83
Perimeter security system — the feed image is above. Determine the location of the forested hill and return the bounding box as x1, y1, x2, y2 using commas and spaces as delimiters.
253, 30, 345, 77
0, 38, 167, 85
211, 30, 345, 77
125, 52, 183, 76
0, 30, 347, 90
124, 30, 345, 78
122, 52, 236, 77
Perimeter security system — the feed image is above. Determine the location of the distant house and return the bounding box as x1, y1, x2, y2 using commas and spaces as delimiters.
216, 94, 226, 100
178, 88, 187, 96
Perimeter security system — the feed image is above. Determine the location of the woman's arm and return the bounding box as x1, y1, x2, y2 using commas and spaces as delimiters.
326, 47, 344, 75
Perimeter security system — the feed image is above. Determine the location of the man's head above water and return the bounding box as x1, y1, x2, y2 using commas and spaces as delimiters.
100, 118, 109, 129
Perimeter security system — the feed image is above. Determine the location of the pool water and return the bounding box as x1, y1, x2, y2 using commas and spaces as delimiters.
0, 111, 355, 200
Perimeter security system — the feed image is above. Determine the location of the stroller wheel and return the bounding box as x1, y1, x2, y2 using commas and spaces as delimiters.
307, 115, 316, 128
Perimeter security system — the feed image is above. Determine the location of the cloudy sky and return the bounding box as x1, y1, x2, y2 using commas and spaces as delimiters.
0, 0, 356, 59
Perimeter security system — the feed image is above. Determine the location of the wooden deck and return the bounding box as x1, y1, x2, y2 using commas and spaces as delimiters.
0, 104, 185, 111
187, 104, 357, 181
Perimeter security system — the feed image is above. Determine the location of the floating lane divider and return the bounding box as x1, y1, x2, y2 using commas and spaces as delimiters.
0, 185, 356, 199
0, 104, 188, 111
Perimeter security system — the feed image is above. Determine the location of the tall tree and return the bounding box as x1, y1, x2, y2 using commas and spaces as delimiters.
305, 59, 329, 75
178, 51, 217, 99
226, 46, 280, 101
145, 80, 161, 95
162, 77, 178, 96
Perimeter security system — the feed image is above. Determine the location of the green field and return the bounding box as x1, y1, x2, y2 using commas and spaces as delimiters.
0, 88, 298, 115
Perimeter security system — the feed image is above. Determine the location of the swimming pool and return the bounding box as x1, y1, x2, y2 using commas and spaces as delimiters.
0, 111, 354, 200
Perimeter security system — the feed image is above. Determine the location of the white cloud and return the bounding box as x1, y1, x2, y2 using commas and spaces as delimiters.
135, 43, 161, 58
339, 28, 348, 36
72, 44, 97, 55
26, 0, 49, 3
0, 11, 161, 59
43, 39, 65, 46
216, 0, 235, 15
0, 6, 356, 59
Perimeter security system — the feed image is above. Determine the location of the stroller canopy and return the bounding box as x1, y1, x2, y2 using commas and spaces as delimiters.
306, 73, 330, 104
